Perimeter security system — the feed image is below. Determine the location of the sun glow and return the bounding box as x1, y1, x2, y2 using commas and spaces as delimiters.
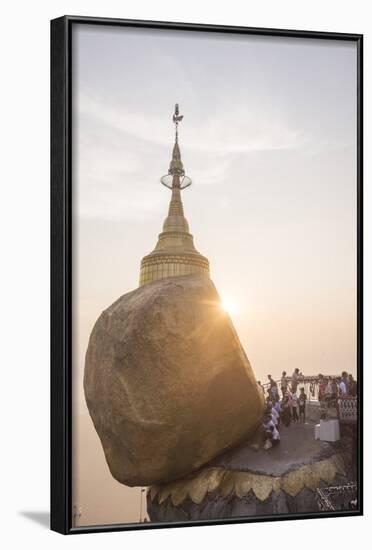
220, 297, 239, 316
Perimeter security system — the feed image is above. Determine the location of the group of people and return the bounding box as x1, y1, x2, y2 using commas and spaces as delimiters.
318, 372, 357, 405
259, 370, 307, 450
258, 369, 357, 449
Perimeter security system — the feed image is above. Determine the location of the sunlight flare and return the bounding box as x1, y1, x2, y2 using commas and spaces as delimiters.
220, 296, 239, 316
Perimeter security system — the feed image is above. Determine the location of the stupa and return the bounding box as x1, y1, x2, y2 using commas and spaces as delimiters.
84, 104, 265, 488
139, 104, 210, 286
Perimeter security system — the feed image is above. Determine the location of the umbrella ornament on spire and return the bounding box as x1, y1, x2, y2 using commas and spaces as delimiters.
161, 104, 192, 190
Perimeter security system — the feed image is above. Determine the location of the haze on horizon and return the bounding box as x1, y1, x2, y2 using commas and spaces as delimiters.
71, 24, 357, 526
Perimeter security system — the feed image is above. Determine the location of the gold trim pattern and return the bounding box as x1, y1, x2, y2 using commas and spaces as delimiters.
148, 454, 346, 506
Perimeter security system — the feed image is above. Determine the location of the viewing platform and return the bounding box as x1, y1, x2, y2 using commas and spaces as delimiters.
147, 417, 355, 521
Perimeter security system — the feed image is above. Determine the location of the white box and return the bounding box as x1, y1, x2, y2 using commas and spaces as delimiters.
319, 419, 340, 442
315, 424, 320, 440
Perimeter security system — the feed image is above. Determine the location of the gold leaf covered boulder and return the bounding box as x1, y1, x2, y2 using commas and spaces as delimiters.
84, 274, 264, 486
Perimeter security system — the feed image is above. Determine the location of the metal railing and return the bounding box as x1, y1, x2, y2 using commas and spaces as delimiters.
338, 397, 357, 424
316, 483, 357, 511
262, 376, 328, 401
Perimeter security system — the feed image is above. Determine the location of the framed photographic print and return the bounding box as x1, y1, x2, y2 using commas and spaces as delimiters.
51, 15, 363, 534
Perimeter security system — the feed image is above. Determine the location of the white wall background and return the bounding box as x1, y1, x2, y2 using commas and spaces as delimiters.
1, 0, 370, 548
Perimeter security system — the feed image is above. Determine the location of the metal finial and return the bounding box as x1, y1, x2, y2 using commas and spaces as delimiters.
173, 103, 183, 142
161, 105, 191, 190
173, 103, 183, 124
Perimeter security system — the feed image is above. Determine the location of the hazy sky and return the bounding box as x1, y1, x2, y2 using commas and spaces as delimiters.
71, 23, 357, 526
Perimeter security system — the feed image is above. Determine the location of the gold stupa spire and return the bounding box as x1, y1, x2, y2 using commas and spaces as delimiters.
139, 105, 210, 286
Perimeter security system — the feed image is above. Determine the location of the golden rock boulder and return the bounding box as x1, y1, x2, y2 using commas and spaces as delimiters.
84, 274, 264, 486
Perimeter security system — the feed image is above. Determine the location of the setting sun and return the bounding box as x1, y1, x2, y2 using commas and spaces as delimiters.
220, 297, 239, 316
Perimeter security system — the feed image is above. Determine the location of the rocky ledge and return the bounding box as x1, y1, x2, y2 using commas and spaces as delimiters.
147, 422, 351, 521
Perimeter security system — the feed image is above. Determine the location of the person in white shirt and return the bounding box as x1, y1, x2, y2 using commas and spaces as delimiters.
273, 400, 281, 428
291, 368, 301, 393
271, 428, 280, 447
280, 371, 288, 397
339, 378, 347, 395
262, 412, 280, 448
269, 404, 279, 427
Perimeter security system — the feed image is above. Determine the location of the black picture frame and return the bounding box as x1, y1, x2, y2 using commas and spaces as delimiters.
51, 15, 363, 535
